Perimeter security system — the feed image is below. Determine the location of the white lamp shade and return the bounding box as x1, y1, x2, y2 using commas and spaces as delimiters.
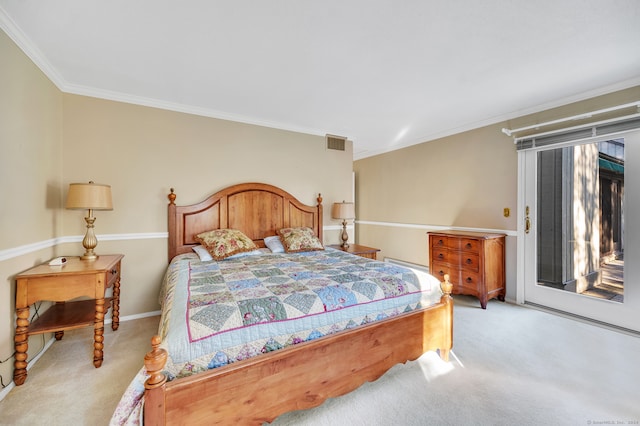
66, 182, 113, 210
331, 202, 355, 220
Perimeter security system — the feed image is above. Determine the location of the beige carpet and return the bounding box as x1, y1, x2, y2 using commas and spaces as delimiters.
0, 315, 158, 426
0, 297, 638, 425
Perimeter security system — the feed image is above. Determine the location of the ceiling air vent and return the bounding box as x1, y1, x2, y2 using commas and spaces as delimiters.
326, 134, 347, 151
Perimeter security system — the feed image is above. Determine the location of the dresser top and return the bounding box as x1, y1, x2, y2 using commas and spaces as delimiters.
428, 230, 505, 239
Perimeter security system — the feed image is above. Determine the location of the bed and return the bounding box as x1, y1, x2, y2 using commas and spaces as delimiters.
113, 182, 453, 425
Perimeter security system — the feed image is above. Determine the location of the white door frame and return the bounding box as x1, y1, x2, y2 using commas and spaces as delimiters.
516, 130, 640, 332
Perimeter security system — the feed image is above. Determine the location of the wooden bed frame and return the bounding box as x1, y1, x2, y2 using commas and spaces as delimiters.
142, 182, 453, 425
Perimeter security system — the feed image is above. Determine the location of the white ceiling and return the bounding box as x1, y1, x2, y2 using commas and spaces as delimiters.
2, 1, 640, 159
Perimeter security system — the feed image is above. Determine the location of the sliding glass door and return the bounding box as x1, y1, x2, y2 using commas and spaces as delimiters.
519, 130, 640, 332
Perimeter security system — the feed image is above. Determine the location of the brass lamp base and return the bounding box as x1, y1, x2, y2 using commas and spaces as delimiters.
81, 251, 99, 261
340, 220, 350, 248
81, 212, 100, 261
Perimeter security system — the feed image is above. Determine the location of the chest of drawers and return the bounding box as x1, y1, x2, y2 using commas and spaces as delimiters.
428, 231, 505, 309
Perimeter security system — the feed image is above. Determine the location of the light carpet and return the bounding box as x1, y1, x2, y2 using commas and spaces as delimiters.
0, 296, 638, 425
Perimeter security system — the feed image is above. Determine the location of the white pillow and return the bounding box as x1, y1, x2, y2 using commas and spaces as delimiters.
192, 245, 213, 261
193, 245, 263, 261
264, 236, 285, 253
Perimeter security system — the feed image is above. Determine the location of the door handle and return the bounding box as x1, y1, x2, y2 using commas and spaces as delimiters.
525, 205, 531, 234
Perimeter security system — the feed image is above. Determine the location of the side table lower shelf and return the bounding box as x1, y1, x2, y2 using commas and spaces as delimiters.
29, 298, 113, 337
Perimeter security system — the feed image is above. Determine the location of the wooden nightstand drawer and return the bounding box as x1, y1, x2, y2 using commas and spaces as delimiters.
107, 262, 120, 287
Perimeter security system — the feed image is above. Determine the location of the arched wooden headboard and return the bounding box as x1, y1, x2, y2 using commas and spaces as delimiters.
167, 182, 323, 262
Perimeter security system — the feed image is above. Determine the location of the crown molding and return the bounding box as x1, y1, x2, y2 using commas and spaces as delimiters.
63, 82, 326, 138
0, 6, 67, 88
1, 5, 325, 139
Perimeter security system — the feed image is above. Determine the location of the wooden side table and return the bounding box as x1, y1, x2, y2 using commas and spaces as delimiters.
328, 244, 380, 260
13, 254, 123, 385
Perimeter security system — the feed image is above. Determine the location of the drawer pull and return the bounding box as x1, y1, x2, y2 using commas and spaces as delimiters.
438, 254, 444, 259
466, 277, 473, 283
465, 243, 472, 249
111, 269, 118, 275
437, 239, 444, 246
465, 258, 472, 264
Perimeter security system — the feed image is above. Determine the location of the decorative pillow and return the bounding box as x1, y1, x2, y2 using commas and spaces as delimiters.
195, 229, 258, 260
192, 245, 214, 262
277, 227, 324, 253
264, 236, 285, 253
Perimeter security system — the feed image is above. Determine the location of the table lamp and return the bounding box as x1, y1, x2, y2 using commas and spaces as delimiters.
65, 181, 113, 260
331, 201, 355, 248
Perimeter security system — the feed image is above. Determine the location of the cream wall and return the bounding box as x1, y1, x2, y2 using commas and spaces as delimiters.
61, 94, 354, 317
354, 121, 517, 274
0, 30, 353, 389
0, 30, 63, 390
354, 85, 640, 303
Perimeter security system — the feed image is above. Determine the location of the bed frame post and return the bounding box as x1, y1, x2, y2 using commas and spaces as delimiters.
439, 274, 453, 361
167, 189, 177, 263
317, 193, 323, 242
144, 335, 168, 425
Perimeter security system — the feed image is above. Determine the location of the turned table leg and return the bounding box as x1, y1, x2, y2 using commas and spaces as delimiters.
54, 302, 65, 340
93, 298, 105, 368
111, 276, 120, 331
14, 306, 30, 385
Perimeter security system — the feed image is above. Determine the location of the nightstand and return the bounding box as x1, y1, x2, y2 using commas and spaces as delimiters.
328, 244, 380, 260
13, 254, 123, 385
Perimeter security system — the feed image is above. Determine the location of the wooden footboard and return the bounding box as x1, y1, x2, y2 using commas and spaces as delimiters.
143, 277, 453, 425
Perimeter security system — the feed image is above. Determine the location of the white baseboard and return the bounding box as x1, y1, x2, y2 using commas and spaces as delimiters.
384, 257, 429, 273
104, 310, 161, 325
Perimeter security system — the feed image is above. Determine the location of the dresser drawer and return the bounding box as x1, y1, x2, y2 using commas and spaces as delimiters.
460, 238, 481, 253
459, 270, 480, 291
460, 253, 480, 272
431, 248, 449, 263
429, 261, 451, 281
431, 236, 448, 249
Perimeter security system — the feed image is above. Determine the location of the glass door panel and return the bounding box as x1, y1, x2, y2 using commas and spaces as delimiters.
520, 130, 640, 332
536, 140, 624, 302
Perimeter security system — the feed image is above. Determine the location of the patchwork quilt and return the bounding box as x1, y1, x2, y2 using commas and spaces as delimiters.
159, 248, 443, 378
